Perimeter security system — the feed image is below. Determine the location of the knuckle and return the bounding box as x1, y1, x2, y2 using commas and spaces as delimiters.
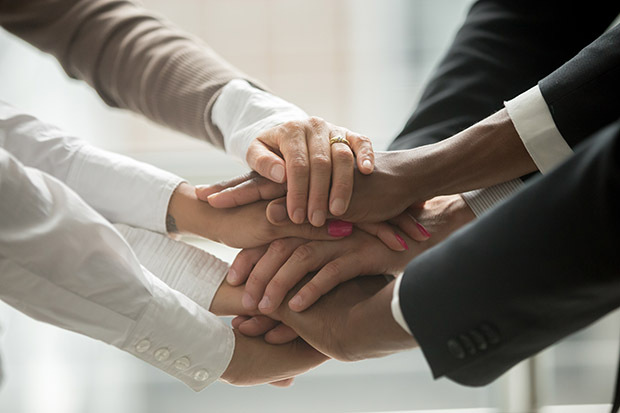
255, 154, 274, 171
308, 116, 325, 129
311, 154, 331, 170
333, 147, 354, 164
268, 239, 290, 255
291, 243, 315, 263
322, 261, 344, 280
289, 156, 309, 172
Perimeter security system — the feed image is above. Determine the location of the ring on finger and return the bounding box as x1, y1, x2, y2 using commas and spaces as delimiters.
329, 135, 351, 148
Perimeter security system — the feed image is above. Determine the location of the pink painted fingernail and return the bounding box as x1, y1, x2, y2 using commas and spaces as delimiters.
362, 159, 372, 171
395, 234, 409, 250
328, 220, 353, 237
416, 222, 431, 238
289, 295, 303, 310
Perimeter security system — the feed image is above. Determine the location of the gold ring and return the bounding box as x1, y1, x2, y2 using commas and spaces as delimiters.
329, 136, 351, 148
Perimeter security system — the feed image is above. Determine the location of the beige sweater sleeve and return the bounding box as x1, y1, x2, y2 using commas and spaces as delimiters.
0, 0, 264, 147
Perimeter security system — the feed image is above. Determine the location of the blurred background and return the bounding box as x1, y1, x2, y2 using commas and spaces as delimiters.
0, 0, 618, 412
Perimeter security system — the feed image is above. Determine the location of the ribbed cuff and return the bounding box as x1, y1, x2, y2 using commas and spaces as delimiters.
115, 224, 228, 311
461, 179, 524, 217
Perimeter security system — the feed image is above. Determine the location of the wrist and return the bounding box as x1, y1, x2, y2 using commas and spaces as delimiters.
166, 182, 221, 240
348, 281, 417, 360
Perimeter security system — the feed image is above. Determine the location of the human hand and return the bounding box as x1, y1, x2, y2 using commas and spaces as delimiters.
243, 275, 417, 362
202, 149, 435, 225
234, 117, 375, 227
227, 194, 475, 313
220, 329, 328, 386
167, 182, 353, 248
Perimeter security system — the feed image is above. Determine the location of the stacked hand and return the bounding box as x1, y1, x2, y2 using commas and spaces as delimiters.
168, 119, 476, 386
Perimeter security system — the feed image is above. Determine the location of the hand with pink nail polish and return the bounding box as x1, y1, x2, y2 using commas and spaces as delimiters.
166, 183, 352, 249
226, 194, 476, 317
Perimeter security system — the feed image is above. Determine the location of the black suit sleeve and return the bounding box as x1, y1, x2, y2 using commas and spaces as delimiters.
398, 121, 620, 386
390, 0, 620, 151
540, 24, 620, 148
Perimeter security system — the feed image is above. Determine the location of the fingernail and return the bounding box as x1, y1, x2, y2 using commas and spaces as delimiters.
289, 295, 303, 310
292, 208, 305, 224
362, 159, 372, 171
242, 293, 256, 310
328, 220, 353, 237
227, 268, 239, 283
258, 295, 271, 311
395, 234, 409, 250
330, 198, 346, 216
270, 164, 285, 183
311, 210, 326, 227
416, 222, 431, 238
269, 203, 288, 223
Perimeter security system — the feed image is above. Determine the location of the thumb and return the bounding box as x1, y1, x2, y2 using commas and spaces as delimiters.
247, 139, 287, 184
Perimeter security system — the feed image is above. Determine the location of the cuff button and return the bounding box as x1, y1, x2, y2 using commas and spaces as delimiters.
135, 339, 151, 353
174, 357, 191, 371
194, 369, 209, 382
154, 348, 170, 362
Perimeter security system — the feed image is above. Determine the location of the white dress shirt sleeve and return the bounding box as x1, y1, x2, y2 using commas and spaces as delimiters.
212, 79, 308, 163
0, 149, 233, 390
0, 101, 184, 233
115, 224, 228, 312
504, 85, 573, 174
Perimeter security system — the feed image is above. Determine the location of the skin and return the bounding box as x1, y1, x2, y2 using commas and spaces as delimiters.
166, 182, 353, 249
230, 195, 475, 314
202, 108, 536, 224
243, 117, 375, 226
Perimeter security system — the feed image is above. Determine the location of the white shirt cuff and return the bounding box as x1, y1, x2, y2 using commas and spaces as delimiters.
66, 145, 184, 233
461, 179, 524, 217
391, 275, 413, 336
504, 85, 573, 174
115, 224, 228, 311
123, 274, 234, 391
212, 79, 308, 163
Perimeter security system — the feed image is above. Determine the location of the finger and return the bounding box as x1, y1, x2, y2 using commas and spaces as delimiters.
306, 118, 331, 227
269, 378, 295, 387
280, 127, 310, 224
266, 197, 290, 225
289, 255, 362, 312
265, 324, 299, 344
195, 172, 258, 201
231, 315, 250, 329
207, 176, 287, 208
258, 242, 330, 314
346, 131, 374, 174
389, 212, 431, 242
356, 222, 407, 251
246, 138, 287, 183
328, 130, 355, 216
243, 238, 307, 311
237, 315, 280, 337
228, 245, 269, 285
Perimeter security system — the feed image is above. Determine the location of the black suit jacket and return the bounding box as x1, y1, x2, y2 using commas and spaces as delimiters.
393, 0, 620, 409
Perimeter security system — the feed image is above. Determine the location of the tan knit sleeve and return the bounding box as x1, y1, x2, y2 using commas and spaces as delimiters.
0, 0, 265, 147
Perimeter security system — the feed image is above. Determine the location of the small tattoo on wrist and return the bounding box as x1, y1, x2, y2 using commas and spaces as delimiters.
166, 214, 178, 234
